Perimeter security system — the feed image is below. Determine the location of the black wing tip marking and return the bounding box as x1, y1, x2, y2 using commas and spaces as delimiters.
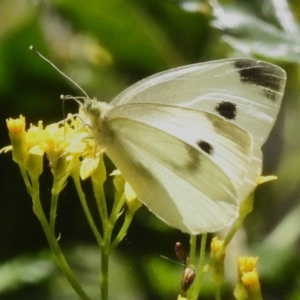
233, 59, 285, 101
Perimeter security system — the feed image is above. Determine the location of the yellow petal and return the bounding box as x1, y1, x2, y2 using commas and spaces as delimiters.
256, 175, 277, 185
124, 182, 136, 201
80, 156, 99, 180
0, 145, 12, 153
110, 169, 121, 176
29, 145, 44, 156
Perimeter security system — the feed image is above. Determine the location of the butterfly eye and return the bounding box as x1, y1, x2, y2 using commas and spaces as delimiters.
215, 101, 237, 120
197, 140, 214, 155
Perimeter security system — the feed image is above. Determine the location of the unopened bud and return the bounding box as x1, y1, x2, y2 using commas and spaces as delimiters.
181, 267, 196, 291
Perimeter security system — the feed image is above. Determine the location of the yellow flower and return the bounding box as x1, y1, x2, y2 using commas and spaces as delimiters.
210, 237, 225, 287
125, 182, 142, 212
110, 170, 142, 212
235, 256, 262, 299
111, 169, 125, 193
79, 140, 102, 180
2, 114, 90, 179
80, 155, 100, 180
210, 236, 224, 254
4, 115, 28, 164
241, 268, 259, 286
64, 111, 106, 181
33, 116, 87, 178
237, 256, 258, 276
256, 175, 277, 185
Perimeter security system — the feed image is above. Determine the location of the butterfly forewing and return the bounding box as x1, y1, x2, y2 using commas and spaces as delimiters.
111, 59, 286, 146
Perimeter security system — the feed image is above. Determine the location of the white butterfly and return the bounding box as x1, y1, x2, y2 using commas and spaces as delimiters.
79, 59, 286, 234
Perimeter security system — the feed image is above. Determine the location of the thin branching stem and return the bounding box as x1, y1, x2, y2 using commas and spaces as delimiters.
30, 176, 90, 300
72, 174, 103, 246
189, 233, 208, 300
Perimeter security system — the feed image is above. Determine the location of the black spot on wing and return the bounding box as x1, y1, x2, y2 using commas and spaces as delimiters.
184, 140, 214, 171
197, 140, 214, 155
233, 60, 284, 101
215, 101, 237, 120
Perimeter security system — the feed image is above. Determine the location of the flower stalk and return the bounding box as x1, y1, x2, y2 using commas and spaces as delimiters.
1, 115, 141, 300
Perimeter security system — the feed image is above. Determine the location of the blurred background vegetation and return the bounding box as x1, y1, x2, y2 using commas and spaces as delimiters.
0, 0, 300, 299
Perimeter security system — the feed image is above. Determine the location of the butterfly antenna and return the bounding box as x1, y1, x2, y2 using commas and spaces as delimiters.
29, 45, 90, 99
160, 255, 182, 266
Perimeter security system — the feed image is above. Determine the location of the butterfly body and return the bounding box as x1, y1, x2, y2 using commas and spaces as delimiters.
79, 58, 286, 234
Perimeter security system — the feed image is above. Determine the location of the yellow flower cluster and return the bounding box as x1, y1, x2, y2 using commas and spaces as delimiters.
210, 237, 226, 289
210, 236, 224, 254
1, 114, 102, 180
237, 256, 258, 277
237, 256, 260, 290
2, 114, 140, 209
234, 256, 262, 300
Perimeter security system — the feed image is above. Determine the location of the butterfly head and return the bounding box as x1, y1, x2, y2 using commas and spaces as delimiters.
80, 98, 113, 120
74, 97, 113, 147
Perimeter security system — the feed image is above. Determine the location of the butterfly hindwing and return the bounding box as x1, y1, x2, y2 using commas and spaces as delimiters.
102, 105, 252, 233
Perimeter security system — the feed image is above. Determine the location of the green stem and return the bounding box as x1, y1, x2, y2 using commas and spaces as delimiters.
189, 235, 197, 265
100, 219, 113, 300
189, 233, 208, 300
97, 190, 117, 300
100, 244, 109, 300
91, 153, 108, 227
19, 165, 33, 194
222, 193, 254, 252
99, 192, 126, 298
49, 178, 62, 234
110, 209, 135, 250
245, 281, 263, 300
31, 177, 90, 300
109, 194, 126, 224
92, 179, 108, 229
215, 285, 221, 300
72, 174, 103, 246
